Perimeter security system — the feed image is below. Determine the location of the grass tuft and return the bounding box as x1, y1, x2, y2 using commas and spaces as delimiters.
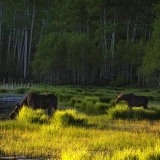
16, 106, 49, 124
51, 109, 88, 127
107, 104, 160, 120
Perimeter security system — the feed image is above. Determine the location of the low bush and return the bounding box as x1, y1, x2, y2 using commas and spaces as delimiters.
107, 104, 160, 120
16, 106, 49, 124
51, 109, 87, 127
108, 99, 116, 107
15, 88, 29, 94
56, 92, 72, 102
0, 88, 8, 93
83, 96, 100, 103
68, 97, 83, 106
147, 95, 155, 101
99, 96, 112, 103
69, 96, 112, 114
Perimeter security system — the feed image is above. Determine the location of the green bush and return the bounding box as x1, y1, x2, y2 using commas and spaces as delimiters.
107, 104, 160, 120
68, 97, 83, 106
99, 96, 112, 103
0, 88, 8, 93
15, 88, 29, 94
69, 96, 111, 114
56, 92, 72, 102
16, 106, 49, 124
108, 99, 116, 107
52, 109, 87, 127
83, 96, 100, 103
147, 95, 155, 101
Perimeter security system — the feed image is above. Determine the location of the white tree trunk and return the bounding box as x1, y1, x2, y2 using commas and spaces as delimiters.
16, 29, 24, 78
0, 0, 2, 63
110, 16, 116, 58
28, 4, 35, 76
127, 18, 130, 41
24, 28, 28, 79
131, 12, 139, 43
6, 29, 12, 74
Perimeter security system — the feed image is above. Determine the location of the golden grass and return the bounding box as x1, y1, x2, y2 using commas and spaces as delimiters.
1, 117, 160, 159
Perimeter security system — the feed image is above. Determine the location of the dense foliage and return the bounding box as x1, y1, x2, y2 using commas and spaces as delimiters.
0, 0, 160, 86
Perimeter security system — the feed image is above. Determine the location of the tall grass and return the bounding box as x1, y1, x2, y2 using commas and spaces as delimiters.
1, 85, 160, 159
16, 106, 49, 124
107, 104, 160, 120
68, 96, 113, 114
1, 119, 160, 159
51, 109, 88, 127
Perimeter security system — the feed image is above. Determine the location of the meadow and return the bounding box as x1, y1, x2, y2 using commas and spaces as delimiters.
1, 85, 160, 159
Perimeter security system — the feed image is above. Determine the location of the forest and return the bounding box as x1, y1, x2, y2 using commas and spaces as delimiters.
0, 0, 160, 86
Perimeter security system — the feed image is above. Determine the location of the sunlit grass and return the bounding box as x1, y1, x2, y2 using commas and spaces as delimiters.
1, 114, 160, 159
107, 104, 160, 120
1, 85, 160, 159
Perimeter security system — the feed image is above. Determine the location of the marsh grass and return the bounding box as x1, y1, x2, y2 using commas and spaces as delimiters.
1, 118, 160, 159
0, 88, 8, 93
107, 104, 160, 120
51, 109, 88, 127
15, 88, 30, 94
16, 106, 49, 124
1, 85, 160, 159
68, 96, 111, 114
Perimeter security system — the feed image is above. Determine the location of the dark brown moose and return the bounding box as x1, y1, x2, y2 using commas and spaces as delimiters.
9, 93, 58, 119
116, 92, 148, 109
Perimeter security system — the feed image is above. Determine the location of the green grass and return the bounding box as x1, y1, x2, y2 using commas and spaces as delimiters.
1, 115, 160, 159
16, 106, 49, 124
107, 104, 160, 120
1, 85, 160, 159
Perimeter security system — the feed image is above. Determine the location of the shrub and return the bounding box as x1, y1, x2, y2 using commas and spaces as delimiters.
107, 104, 130, 119
52, 109, 87, 127
108, 99, 116, 107
68, 97, 83, 106
15, 88, 29, 94
147, 96, 155, 101
69, 96, 111, 115
80, 96, 112, 114
93, 102, 110, 114
107, 104, 160, 120
99, 96, 112, 103
83, 96, 100, 103
56, 92, 72, 102
0, 88, 8, 93
16, 106, 49, 124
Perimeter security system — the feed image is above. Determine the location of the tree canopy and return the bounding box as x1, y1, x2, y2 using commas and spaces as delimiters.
0, 0, 160, 86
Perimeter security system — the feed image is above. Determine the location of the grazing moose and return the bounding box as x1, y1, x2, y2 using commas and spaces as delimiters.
9, 93, 58, 119
116, 92, 148, 109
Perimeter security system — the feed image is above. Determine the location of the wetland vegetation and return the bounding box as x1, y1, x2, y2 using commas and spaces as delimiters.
1, 85, 160, 159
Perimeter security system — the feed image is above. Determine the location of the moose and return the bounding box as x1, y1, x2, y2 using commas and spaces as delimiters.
9, 93, 58, 119
116, 92, 149, 109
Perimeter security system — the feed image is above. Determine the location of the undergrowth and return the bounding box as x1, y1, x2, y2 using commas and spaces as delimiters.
107, 104, 160, 120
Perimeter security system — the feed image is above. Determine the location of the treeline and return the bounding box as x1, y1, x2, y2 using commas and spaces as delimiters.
0, 0, 160, 86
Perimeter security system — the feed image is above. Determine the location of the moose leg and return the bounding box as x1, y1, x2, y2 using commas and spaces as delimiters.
126, 101, 132, 109
143, 105, 148, 109
28, 99, 37, 109
47, 106, 52, 116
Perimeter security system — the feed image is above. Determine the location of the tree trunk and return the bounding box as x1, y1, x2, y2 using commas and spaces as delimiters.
27, 3, 35, 77
24, 28, 28, 79
6, 29, 12, 76
0, 0, 2, 63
